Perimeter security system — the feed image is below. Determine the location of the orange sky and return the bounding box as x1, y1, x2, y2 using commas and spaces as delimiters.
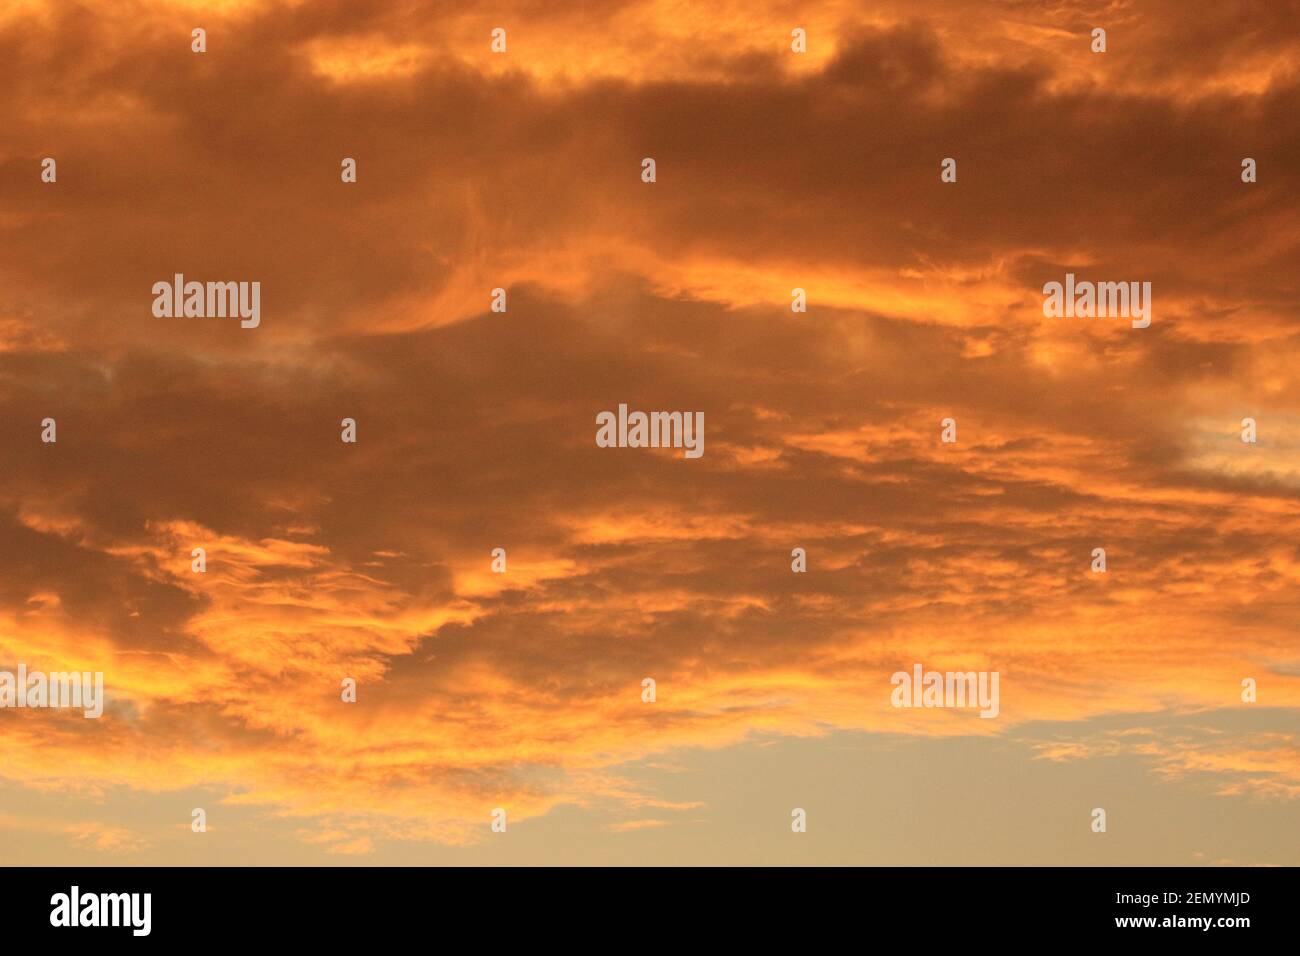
0, 0, 1297, 865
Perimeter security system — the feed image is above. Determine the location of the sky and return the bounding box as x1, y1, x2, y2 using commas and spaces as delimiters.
0, 0, 1297, 865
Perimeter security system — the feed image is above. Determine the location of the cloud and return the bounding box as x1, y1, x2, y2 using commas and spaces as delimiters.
0, 0, 1296, 861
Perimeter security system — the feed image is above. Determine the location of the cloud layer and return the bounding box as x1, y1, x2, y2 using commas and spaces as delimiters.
0, 0, 1297, 862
